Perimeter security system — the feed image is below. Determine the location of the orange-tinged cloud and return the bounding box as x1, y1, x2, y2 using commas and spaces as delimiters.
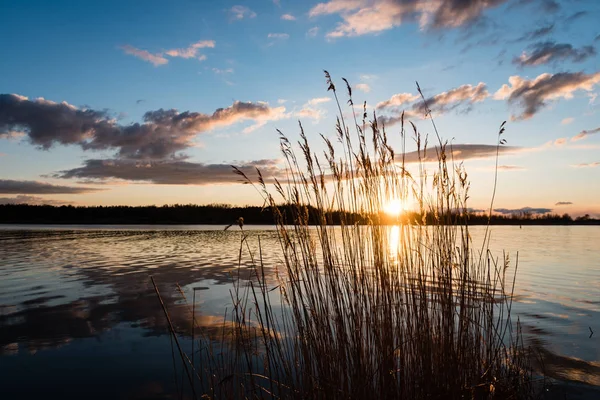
0, 94, 287, 160
571, 126, 600, 141
494, 71, 600, 120
121, 40, 215, 65
120, 45, 168, 66
309, 0, 508, 38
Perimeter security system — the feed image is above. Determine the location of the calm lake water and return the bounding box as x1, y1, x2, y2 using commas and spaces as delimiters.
0, 225, 598, 399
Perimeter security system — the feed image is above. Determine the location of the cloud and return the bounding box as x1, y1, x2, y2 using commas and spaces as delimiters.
164, 40, 215, 61
497, 165, 525, 171
296, 108, 326, 120
415, 82, 489, 116
555, 201, 573, 206
561, 117, 574, 125
307, 27, 319, 37
0, 130, 26, 139
0, 94, 287, 160
513, 41, 596, 67
281, 13, 296, 20
478, 164, 526, 172
571, 127, 600, 142
52, 144, 521, 186
0, 179, 102, 194
120, 45, 168, 66
395, 144, 521, 163
242, 105, 289, 133
378, 83, 489, 124
267, 33, 290, 39
514, 23, 554, 42
564, 10, 587, 25
229, 5, 256, 21
307, 97, 331, 106
540, 0, 560, 13
376, 93, 419, 109
296, 97, 332, 121
54, 159, 284, 185
355, 83, 371, 93
309, 0, 508, 38
212, 67, 234, 74
0, 195, 72, 206
121, 40, 214, 65
494, 72, 600, 120
494, 207, 552, 215
571, 161, 600, 168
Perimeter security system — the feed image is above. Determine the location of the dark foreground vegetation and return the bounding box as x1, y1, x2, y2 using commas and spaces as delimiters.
0, 203, 598, 225
148, 74, 546, 399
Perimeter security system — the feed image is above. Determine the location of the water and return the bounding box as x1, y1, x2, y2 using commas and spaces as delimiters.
0, 225, 598, 399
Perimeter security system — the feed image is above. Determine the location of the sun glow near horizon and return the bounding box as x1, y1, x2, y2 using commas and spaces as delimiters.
383, 199, 409, 217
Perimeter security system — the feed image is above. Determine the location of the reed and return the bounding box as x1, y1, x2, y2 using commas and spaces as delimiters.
166, 72, 536, 399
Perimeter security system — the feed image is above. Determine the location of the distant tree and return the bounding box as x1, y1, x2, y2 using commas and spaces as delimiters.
575, 214, 590, 221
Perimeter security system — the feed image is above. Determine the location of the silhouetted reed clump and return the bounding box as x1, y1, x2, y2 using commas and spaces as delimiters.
168, 72, 536, 399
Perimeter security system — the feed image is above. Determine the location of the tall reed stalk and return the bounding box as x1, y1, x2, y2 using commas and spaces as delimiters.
166, 72, 535, 399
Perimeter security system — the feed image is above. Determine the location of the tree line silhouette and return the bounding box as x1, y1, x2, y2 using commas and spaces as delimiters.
0, 204, 598, 225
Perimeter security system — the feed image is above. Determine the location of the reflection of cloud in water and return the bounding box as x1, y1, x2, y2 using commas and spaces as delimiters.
1, 227, 600, 397
530, 337, 600, 387
0, 229, 281, 353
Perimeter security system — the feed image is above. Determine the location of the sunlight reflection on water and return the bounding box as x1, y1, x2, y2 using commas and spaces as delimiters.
0, 225, 598, 398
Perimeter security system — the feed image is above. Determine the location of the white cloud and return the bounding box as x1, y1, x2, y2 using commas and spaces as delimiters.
306, 27, 319, 37
296, 107, 326, 121
213, 68, 234, 74
281, 13, 296, 21
296, 97, 332, 121
229, 5, 257, 20
376, 92, 419, 109
267, 33, 290, 39
561, 117, 574, 125
355, 83, 371, 92
242, 105, 289, 133
307, 97, 331, 106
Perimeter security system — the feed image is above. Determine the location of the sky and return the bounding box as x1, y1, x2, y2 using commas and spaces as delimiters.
0, 0, 599, 216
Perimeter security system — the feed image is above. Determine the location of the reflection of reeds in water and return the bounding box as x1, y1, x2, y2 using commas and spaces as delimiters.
161, 72, 535, 399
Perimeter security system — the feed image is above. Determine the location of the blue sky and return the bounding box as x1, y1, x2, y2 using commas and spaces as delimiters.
0, 0, 599, 216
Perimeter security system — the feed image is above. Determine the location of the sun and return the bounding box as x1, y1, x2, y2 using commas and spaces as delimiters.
383, 199, 405, 216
